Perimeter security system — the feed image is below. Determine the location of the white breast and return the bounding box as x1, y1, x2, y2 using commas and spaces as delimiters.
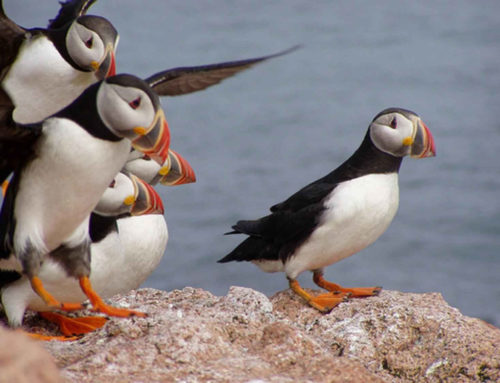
1, 215, 168, 326
89, 214, 168, 297
3, 36, 97, 124
13, 118, 131, 254
284, 173, 399, 279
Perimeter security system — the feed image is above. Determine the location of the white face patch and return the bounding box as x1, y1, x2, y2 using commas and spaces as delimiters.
96, 82, 156, 139
66, 21, 105, 70
93, 172, 136, 216
370, 112, 415, 157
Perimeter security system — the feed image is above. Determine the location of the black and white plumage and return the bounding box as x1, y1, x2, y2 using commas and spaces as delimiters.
0, 172, 167, 330
0, 0, 118, 123
219, 108, 436, 312
0, 73, 170, 320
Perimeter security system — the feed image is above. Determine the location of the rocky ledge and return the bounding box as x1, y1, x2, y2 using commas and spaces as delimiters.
1, 287, 499, 383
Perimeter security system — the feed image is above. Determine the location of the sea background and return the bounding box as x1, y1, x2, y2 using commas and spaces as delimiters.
5, 1, 499, 326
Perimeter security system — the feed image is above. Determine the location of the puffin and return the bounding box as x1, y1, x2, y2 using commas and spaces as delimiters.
0, 0, 118, 123
219, 108, 436, 312
0, 73, 170, 322
124, 148, 196, 186
0, 171, 167, 337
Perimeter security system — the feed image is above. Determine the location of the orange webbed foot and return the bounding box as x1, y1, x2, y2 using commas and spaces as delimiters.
17, 329, 81, 342
30, 276, 85, 311
79, 276, 147, 318
313, 272, 382, 297
39, 311, 108, 336
288, 278, 350, 313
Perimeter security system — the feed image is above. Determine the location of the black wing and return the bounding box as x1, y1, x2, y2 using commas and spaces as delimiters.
0, 1, 26, 77
219, 202, 325, 263
146, 45, 300, 96
0, 87, 41, 259
270, 181, 338, 213
48, 0, 97, 29
0, 86, 41, 184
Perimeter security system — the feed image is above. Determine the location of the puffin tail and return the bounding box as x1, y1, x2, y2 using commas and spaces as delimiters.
218, 235, 275, 263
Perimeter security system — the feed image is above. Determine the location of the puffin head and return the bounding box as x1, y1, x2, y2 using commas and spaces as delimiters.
369, 108, 436, 158
65, 15, 118, 79
124, 149, 196, 186
93, 172, 164, 216
96, 74, 170, 164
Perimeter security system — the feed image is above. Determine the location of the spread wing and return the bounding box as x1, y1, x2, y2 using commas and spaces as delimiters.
0, 1, 26, 78
146, 45, 301, 96
48, 0, 97, 29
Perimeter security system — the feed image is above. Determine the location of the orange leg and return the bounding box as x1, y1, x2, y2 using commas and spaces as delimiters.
288, 278, 349, 313
30, 276, 84, 311
16, 329, 80, 342
313, 271, 381, 297
1, 180, 8, 196
79, 276, 147, 318
39, 311, 108, 336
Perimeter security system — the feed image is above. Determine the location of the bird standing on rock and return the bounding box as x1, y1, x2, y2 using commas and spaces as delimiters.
0, 73, 171, 331
0, 171, 169, 337
219, 108, 436, 312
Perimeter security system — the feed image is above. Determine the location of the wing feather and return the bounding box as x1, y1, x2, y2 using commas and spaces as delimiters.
146, 45, 300, 96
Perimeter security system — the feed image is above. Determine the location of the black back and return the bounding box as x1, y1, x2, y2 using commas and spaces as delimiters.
89, 213, 118, 243
48, 0, 96, 29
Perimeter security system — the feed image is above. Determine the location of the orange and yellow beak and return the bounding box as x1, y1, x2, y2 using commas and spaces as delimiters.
95, 44, 117, 80
158, 149, 196, 186
410, 119, 436, 158
128, 174, 164, 215
131, 109, 170, 165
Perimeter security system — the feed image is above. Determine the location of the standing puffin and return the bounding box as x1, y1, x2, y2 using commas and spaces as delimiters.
0, 172, 166, 336
0, 73, 170, 321
0, 0, 118, 123
219, 108, 436, 312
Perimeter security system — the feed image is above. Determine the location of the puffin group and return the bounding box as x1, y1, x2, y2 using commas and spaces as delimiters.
0, 0, 436, 340
0, 0, 296, 339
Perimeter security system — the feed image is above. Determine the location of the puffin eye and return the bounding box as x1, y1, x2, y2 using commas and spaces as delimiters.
109, 179, 116, 188
389, 117, 397, 129
85, 36, 93, 48
129, 97, 141, 110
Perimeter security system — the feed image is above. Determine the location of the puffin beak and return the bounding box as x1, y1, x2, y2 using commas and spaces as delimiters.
129, 174, 164, 215
95, 44, 117, 80
131, 109, 170, 165
410, 119, 436, 158
159, 149, 197, 186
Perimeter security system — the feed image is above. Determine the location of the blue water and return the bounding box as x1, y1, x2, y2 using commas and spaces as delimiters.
5, 1, 500, 325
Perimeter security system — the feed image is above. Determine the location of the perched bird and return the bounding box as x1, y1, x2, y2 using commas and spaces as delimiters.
0, 0, 118, 123
219, 108, 436, 312
0, 73, 170, 324
124, 148, 196, 186
0, 171, 167, 336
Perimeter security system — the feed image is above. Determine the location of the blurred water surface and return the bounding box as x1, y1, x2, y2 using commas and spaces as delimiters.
5, 1, 500, 325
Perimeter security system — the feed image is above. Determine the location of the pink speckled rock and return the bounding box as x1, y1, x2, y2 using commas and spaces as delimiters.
16, 287, 498, 382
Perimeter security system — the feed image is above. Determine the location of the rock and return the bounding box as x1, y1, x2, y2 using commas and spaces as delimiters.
19, 287, 499, 382
0, 326, 62, 383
